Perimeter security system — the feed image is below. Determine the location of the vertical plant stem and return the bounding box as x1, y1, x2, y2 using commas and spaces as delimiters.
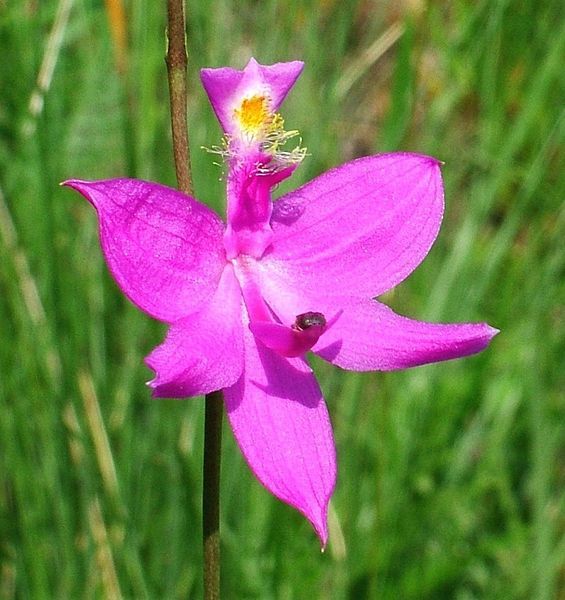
202, 391, 223, 600
165, 2, 223, 598
165, 0, 193, 196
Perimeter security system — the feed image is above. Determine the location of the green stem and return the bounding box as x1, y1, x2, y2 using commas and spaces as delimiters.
164, 2, 222, 597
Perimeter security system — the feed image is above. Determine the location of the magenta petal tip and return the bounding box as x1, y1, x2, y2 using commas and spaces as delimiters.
60, 178, 87, 191
487, 325, 501, 337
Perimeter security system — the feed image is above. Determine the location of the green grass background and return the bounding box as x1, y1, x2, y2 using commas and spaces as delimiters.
1, 0, 563, 598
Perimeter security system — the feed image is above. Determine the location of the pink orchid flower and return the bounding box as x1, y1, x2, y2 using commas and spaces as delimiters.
64, 58, 497, 545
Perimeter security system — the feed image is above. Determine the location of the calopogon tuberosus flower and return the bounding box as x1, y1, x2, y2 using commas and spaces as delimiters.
64, 58, 498, 546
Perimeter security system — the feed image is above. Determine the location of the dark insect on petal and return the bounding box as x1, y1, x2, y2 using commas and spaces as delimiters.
293, 312, 326, 331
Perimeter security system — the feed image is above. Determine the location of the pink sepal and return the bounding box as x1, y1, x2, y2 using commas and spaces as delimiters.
225, 327, 336, 546
313, 297, 499, 371
63, 178, 226, 323
266, 153, 444, 300
146, 265, 244, 397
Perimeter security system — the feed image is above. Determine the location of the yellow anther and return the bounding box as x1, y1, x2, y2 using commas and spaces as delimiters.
234, 95, 272, 135
228, 93, 307, 170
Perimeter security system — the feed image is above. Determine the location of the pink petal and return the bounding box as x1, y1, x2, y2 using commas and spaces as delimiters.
63, 179, 226, 323
201, 58, 304, 134
312, 297, 499, 371
266, 153, 444, 300
146, 265, 244, 398
224, 328, 336, 545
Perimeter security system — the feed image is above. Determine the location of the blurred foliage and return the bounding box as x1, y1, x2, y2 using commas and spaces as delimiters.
0, 0, 563, 598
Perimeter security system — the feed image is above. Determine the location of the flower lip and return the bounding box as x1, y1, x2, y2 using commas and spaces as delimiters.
200, 58, 304, 136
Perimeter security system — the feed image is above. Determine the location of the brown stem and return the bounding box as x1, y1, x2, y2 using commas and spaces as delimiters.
165, 0, 193, 195
202, 390, 223, 600
165, 3, 222, 597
